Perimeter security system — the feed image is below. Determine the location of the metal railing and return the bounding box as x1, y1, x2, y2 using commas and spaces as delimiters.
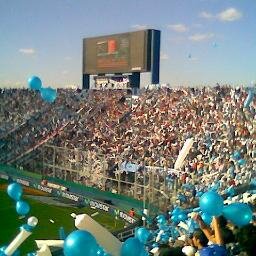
15, 144, 181, 215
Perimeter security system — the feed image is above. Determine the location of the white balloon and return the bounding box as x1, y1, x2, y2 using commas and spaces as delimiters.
27, 216, 38, 227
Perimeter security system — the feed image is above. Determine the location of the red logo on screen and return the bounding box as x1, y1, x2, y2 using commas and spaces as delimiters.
108, 40, 116, 53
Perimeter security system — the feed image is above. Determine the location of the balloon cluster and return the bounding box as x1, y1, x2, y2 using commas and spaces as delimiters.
7, 183, 30, 216
28, 76, 57, 103
0, 183, 39, 256
120, 189, 254, 256
52, 194, 256, 256
170, 207, 188, 224
3, 181, 254, 256
199, 191, 253, 227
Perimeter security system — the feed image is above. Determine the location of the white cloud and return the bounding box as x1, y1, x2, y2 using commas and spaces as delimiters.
189, 33, 214, 42
199, 8, 242, 22
192, 23, 203, 28
167, 24, 188, 33
19, 48, 36, 55
160, 52, 168, 60
217, 8, 242, 22
131, 24, 148, 30
199, 11, 214, 19
169, 36, 186, 44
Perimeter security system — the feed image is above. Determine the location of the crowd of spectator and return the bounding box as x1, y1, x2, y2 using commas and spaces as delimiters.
1, 86, 255, 201
46, 86, 255, 204
0, 84, 255, 255
0, 88, 87, 163
0, 89, 47, 137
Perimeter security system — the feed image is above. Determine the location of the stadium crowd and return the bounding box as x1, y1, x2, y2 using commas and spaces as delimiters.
0, 89, 86, 163
46, 86, 255, 204
0, 85, 255, 255
1, 86, 255, 196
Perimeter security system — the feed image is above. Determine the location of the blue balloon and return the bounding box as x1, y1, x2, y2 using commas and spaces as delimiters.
160, 233, 169, 243
156, 214, 166, 224
28, 76, 42, 90
212, 42, 218, 48
238, 159, 246, 166
177, 212, 188, 222
158, 224, 169, 232
121, 238, 144, 256
199, 191, 223, 216
172, 207, 181, 215
7, 183, 23, 201
201, 213, 213, 225
156, 214, 165, 220
171, 215, 179, 224
40, 87, 57, 103
233, 151, 241, 160
135, 227, 151, 244
223, 203, 253, 227
16, 200, 30, 215
170, 227, 179, 240
64, 230, 98, 256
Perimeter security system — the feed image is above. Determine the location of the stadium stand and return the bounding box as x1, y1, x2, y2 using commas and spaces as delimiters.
0, 85, 255, 255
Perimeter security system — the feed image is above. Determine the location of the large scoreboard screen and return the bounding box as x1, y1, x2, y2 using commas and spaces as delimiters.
83, 30, 152, 74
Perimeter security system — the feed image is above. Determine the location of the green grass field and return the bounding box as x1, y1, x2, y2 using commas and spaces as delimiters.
0, 187, 125, 254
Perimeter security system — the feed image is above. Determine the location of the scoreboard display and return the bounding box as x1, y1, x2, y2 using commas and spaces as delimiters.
83, 30, 153, 74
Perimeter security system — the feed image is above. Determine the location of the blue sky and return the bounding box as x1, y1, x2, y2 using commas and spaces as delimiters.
0, 0, 256, 88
